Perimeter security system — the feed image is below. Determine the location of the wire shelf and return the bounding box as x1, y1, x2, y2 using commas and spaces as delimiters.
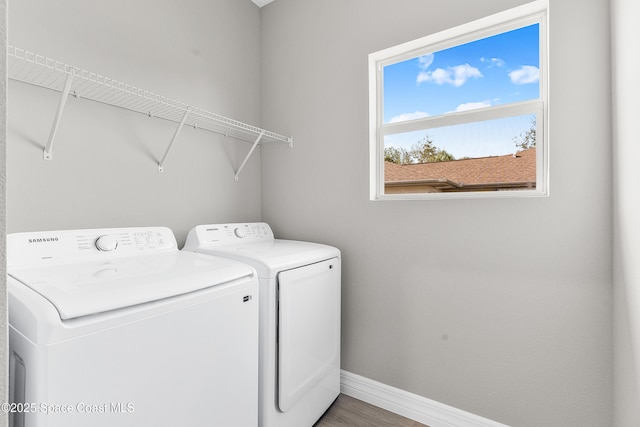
7, 45, 292, 171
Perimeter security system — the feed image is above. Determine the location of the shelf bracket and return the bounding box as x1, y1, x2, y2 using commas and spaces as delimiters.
234, 130, 265, 182
158, 107, 191, 173
44, 73, 74, 160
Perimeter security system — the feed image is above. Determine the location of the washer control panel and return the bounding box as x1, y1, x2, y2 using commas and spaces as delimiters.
7, 227, 177, 268
183, 222, 275, 250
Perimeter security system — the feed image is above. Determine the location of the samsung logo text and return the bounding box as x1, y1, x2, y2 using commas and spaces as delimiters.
28, 237, 59, 243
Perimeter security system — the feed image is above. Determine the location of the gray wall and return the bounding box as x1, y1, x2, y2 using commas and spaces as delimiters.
7, 0, 264, 246
612, 0, 640, 425
260, 1, 613, 426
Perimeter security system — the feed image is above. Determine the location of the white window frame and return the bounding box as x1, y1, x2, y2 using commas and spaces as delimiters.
368, 0, 549, 201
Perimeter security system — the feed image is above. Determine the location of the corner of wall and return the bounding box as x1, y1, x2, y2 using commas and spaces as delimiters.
1, 0, 9, 425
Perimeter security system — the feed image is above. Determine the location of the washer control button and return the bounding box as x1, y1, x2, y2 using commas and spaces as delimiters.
95, 235, 118, 251
234, 228, 246, 238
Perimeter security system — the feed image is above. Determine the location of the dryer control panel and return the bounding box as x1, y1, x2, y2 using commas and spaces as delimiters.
7, 227, 177, 269
183, 223, 274, 250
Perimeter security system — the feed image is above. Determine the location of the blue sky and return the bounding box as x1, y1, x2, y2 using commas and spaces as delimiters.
383, 23, 539, 159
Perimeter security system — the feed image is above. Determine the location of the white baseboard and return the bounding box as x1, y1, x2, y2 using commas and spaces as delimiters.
340, 370, 510, 427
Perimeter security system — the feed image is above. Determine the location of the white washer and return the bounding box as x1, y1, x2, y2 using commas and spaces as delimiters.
183, 222, 341, 427
7, 227, 259, 427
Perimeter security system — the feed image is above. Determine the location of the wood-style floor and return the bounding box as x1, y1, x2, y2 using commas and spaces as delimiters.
313, 394, 429, 427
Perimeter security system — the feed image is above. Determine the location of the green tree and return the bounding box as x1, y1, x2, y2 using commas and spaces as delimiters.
385, 135, 455, 165
409, 136, 455, 163
384, 146, 412, 164
513, 118, 536, 151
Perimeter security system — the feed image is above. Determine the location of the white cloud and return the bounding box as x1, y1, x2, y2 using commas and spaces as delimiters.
455, 101, 492, 112
418, 68, 449, 85
509, 65, 539, 84
417, 63, 483, 87
418, 54, 434, 69
480, 57, 506, 67
389, 111, 430, 123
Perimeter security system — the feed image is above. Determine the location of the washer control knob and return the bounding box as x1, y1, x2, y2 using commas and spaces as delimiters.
234, 228, 246, 238
95, 235, 118, 252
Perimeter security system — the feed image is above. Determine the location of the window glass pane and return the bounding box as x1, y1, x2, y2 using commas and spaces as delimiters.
383, 24, 540, 124
383, 114, 537, 194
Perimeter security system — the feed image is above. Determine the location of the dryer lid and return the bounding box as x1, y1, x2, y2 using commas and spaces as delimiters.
195, 240, 340, 278
9, 251, 255, 320
183, 223, 341, 278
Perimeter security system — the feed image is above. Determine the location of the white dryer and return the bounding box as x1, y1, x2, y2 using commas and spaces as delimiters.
183, 222, 341, 427
7, 227, 259, 427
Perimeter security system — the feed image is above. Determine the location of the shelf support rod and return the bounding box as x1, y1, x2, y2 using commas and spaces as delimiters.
44, 73, 74, 160
158, 107, 191, 173
234, 130, 265, 182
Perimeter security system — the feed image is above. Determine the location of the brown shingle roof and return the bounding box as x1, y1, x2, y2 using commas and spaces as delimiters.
385, 148, 536, 191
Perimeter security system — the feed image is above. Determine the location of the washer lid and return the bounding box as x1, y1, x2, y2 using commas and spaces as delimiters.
9, 251, 254, 320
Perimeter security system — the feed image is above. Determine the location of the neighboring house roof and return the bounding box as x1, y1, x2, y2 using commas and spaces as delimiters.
385, 148, 536, 192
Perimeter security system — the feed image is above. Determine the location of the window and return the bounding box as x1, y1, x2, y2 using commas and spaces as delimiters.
369, 1, 548, 200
